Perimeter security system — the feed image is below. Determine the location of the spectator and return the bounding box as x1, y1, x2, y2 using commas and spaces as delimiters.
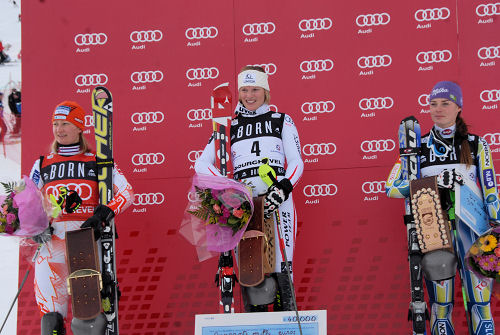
8, 88, 21, 134
0, 92, 7, 146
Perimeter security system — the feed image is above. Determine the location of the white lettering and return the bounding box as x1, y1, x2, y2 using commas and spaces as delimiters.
67, 162, 74, 178
244, 37, 258, 43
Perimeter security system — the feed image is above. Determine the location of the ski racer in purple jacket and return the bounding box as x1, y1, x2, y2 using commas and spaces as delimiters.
386, 81, 499, 335
195, 66, 304, 312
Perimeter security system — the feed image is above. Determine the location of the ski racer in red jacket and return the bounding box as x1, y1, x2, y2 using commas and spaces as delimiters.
29, 101, 134, 335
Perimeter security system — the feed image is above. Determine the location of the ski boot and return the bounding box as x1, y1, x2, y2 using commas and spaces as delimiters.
41, 312, 65, 335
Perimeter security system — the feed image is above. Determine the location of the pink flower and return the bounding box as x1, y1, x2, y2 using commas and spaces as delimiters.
6, 213, 16, 225
4, 224, 14, 234
213, 204, 222, 214
1, 205, 7, 215
495, 247, 500, 258
478, 255, 498, 271
233, 208, 244, 219
12, 198, 18, 209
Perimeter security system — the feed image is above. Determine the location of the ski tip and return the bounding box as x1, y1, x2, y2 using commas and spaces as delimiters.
213, 82, 230, 90
400, 115, 419, 123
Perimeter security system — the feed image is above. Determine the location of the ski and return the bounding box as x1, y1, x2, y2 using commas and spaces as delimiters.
210, 83, 236, 313
92, 86, 119, 334
398, 116, 428, 335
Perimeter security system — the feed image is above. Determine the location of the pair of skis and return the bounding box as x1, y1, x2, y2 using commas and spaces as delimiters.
210, 83, 237, 314
67, 87, 118, 333
66, 87, 118, 333
91, 87, 119, 334
398, 116, 428, 335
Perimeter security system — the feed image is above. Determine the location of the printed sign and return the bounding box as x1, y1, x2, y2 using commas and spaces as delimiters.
195, 310, 327, 335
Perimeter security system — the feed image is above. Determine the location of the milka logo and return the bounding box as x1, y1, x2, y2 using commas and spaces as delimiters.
484, 169, 494, 189
431, 87, 449, 95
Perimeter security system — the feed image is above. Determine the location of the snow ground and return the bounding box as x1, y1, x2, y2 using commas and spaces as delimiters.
0, 0, 22, 333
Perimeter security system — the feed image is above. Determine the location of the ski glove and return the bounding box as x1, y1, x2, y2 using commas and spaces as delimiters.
263, 178, 293, 219
436, 169, 464, 190
31, 226, 54, 244
80, 205, 115, 240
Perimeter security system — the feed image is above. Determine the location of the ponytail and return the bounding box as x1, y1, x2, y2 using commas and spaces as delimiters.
456, 113, 472, 167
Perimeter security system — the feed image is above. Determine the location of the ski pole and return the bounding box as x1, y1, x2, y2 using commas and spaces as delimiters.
273, 210, 303, 335
0, 244, 40, 334
258, 159, 302, 335
0, 267, 29, 334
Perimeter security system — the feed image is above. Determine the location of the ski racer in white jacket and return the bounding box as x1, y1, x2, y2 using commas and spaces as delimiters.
195, 66, 304, 312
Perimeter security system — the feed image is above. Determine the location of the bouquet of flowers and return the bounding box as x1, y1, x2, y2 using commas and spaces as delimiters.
466, 226, 500, 297
180, 174, 254, 261
0, 176, 50, 237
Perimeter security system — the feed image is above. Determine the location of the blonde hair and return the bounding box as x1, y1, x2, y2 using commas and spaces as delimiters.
238, 65, 271, 104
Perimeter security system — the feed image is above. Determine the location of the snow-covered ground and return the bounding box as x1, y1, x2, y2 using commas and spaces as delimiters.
0, 0, 22, 334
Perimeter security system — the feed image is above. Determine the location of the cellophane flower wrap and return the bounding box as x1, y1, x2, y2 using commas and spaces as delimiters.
179, 174, 253, 261
0, 176, 50, 237
465, 226, 500, 298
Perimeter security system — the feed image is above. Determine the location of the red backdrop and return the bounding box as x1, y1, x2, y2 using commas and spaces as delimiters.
18, 0, 500, 334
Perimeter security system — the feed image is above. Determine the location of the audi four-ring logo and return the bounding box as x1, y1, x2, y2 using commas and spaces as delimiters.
355, 13, 390, 26
360, 139, 396, 152
483, 133, 500, 146
74, 33, 108, 46
185, 26, 218, 39
187, 108, 212, 121
188, 150, 203, 162
85, 115, 94, 127
298, 18, 333, 31
186, 67, 219, 80
130, 30, 163, 43
416, 50, 452, 64
357, 55, 392, 68
302, 143, 336, 156
477, 46, 500, 60
301, 101, 335, 114
132, 153, 165, 165
362, 181, 386, 194
414, 8, 450, 21
418, 94, 430, 106
303, 184, 338, 197
248, 63, 277, 75
359, 97, 394, 110
133, 193, 165, 205
46, 183, 92, 201
300, 59, 334, 72
131, 71, 164, 83
242, 22, 276, 35
75, 74, 108, 87
188, 191, 200, 202
131, 111, 165, 124
480, 89, 500, 102
476, 3, 500, 16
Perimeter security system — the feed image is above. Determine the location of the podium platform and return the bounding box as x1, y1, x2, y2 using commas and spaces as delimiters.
195, 310, 327, 334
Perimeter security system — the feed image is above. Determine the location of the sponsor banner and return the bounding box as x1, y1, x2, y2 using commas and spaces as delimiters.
20, 0, 500, 334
